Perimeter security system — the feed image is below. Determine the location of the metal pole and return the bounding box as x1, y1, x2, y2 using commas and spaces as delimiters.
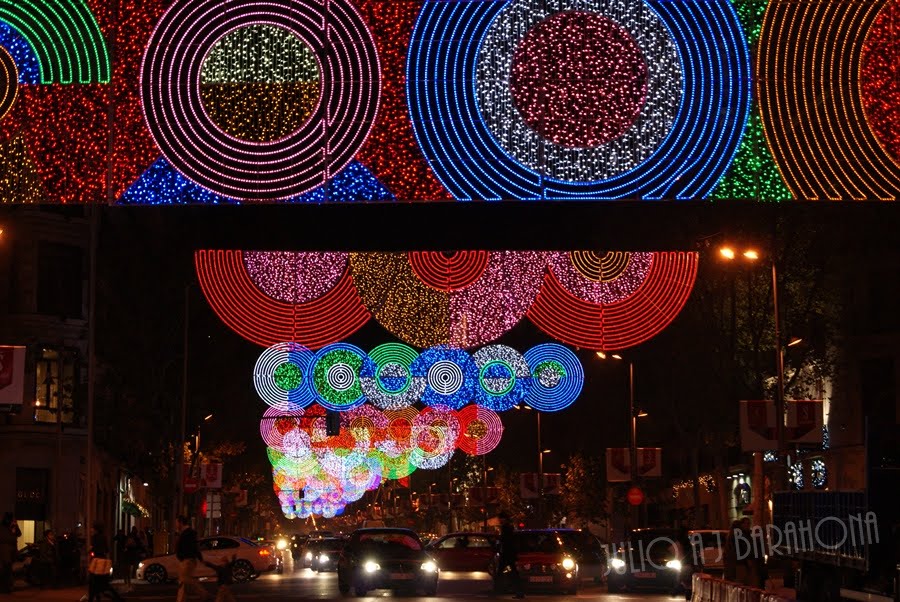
537, 411, 543, 525
628, 362, 639, 529
174, 284, 189, 549
482, 455, 488, 531
86, 204, 98, 552
772, 262, 787, 486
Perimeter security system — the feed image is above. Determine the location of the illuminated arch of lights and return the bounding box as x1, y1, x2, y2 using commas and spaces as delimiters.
139, 0, 380, 200
0, 0, 110, 84
198, 250, 697, 353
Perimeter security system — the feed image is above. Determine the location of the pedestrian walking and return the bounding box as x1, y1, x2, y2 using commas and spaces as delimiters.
175, 516, 210, 602
0, 513, 21, 593
202, 554, 236, 602
37, 529, 59, 588
497, 512, 524, 599
123, 528, 142, 591
88, 524, 123, 602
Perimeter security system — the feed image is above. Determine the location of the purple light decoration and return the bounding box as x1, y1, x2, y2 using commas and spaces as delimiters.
546, 252, 652, 304
243, 252, 349, 303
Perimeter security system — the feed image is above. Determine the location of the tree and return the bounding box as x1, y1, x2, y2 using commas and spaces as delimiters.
561, 453, 607, 526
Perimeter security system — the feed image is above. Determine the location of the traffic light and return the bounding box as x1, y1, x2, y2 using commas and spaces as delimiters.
326, 410, 341, 436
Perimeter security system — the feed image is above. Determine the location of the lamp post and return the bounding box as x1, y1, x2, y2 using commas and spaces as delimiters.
482, 462, 493, 531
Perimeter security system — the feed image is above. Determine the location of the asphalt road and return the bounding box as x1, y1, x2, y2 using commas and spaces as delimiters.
125, 554, 684, 602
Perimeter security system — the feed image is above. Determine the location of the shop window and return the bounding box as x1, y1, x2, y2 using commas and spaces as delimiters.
34, 349, 77, 424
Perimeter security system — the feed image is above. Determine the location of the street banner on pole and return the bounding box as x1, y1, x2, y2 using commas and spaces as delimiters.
606, 448, 662, 481
200, 462, 223, 489
520, 473, 539, 498
786, 400, 824, 444
740, 400, 777, 451
0, 346, 25, 409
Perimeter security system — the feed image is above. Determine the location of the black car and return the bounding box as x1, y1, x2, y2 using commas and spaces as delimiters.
291, 534, 309, 560
337, 528, 438, 596
606, 528, 684, 593
489, 529, 583, 595
308, 537, 344, 572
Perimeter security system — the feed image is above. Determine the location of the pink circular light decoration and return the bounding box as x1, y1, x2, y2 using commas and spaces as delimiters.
509, 11, 648, 148
546, 251, 652, 304
260, 406, 305, 449
456, 405, 503, 456
242, 252, 349, 303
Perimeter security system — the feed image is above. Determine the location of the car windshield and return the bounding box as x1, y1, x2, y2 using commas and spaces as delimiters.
517, 532, 562, 553
356, 532, 422, 551
238, 538, 257, 547
627, 531, 679, 560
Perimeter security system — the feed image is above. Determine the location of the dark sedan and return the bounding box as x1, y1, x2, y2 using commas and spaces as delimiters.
337, 528, 438, 596
606, 528, 683, 593
309, 537, 344, 572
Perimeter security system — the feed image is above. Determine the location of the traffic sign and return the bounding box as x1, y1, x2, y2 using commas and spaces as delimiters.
627, 486, 644, 506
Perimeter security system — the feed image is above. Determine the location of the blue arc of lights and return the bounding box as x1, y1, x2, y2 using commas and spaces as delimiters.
406, 0, 750, 200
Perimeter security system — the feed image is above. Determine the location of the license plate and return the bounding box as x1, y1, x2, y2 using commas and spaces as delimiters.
634, 571, 656, 579
390, 573, 413, 580
528, 576, 553, 583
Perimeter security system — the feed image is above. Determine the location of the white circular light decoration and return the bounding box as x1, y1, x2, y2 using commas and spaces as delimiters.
427, 360, 465, 395
475, 0, 682, 182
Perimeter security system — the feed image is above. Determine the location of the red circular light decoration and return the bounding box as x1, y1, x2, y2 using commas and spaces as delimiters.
408, 251, 490, 292
0, 47, 17, 121
194, 250, 370, 349
527, 252, 698, 351
509, 11, 647, 149
862, 0, 900, 165
455, 405, 503, 456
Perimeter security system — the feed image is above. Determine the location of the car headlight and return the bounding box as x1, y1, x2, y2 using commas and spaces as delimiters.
420, 561, 438, 573
561, 558, 575, 571
305, 552, 313, 561
364, 561, 380, 573
319, 554, 329, 563
665, 559, 682, 571
276, 539, 288, 551
610, 558, 626, 570
138, 562, 144, 569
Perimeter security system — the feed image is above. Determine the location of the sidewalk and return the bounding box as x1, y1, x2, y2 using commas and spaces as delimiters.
4, 579, 134, 602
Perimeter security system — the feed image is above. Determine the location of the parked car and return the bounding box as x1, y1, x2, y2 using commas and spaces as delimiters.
308, 537, 344, 572
426, 532, 497, 572
489, 529, 582, 595
606, 528, 683, 593
136, 536, 277, 584
688, 529, 728, 571
337, 528, 438, 596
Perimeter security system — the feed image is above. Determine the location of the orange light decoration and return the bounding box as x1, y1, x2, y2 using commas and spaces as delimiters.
759, 0, 900, 199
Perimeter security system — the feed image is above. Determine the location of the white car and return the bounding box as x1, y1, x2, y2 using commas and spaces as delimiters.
137, 536, 277, 584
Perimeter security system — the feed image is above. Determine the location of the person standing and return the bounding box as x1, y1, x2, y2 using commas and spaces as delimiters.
123, 528, 141, 592
37, 529, 59, 589
497, 513, 524, 599
0, 513, 21, 593
88, 524, 122, 602
175, 516, 209, 602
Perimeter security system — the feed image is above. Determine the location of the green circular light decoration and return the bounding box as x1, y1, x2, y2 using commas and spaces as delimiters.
200, 23, 320, 142
534, 360, 566, 388
273, 361, 303, 391
312, 347, 365, 410
479, 360, 516, 396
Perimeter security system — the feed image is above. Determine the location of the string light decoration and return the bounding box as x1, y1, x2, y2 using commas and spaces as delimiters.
811, 458, 827, 489
760, 0, 900, 199
411, 347, 479, 410
199, 24, 320, 143
140, 0, 381, 201
456, 405, 503, 455
410, 405, 460, 469
253, 342, 316, 410
350, 252, 546, 348
311, 343, 367, 412
194, 250, 370, 349
550, 252, 652, 304
473, 345, 532, 411
243, 252, 348, 304
359, 343, 426, 410
0, 21, 39, 84
407, 0, 750, 199
0, 0, 110, 83
527, 252, 699, 350
0, 45, 14, 119
523, 343, 584, 412
118, 157, 395, 204
863, 0, 900, 168
789, 462, 803, 490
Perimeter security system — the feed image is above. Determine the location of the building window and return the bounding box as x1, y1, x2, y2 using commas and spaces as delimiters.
37, 242, 84, 319
34, 349, 77, 425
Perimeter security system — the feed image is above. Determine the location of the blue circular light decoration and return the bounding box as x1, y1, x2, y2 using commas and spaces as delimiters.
406, 0, 750, 200
310, 343, 367, 412
254, 342, 316, 410
472, 345, 531, 411
523, 344, 584, 412
359, 343, 426, 410
410, 346, 478, 410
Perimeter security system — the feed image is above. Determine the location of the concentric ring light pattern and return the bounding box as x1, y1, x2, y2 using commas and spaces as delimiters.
759, 0, 900, 199
140, 0, 380, 200
198, 250, 698, 352
407, 0, 750, 199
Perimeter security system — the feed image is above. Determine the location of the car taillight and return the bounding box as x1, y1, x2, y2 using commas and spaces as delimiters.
259, 549, 271, 556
